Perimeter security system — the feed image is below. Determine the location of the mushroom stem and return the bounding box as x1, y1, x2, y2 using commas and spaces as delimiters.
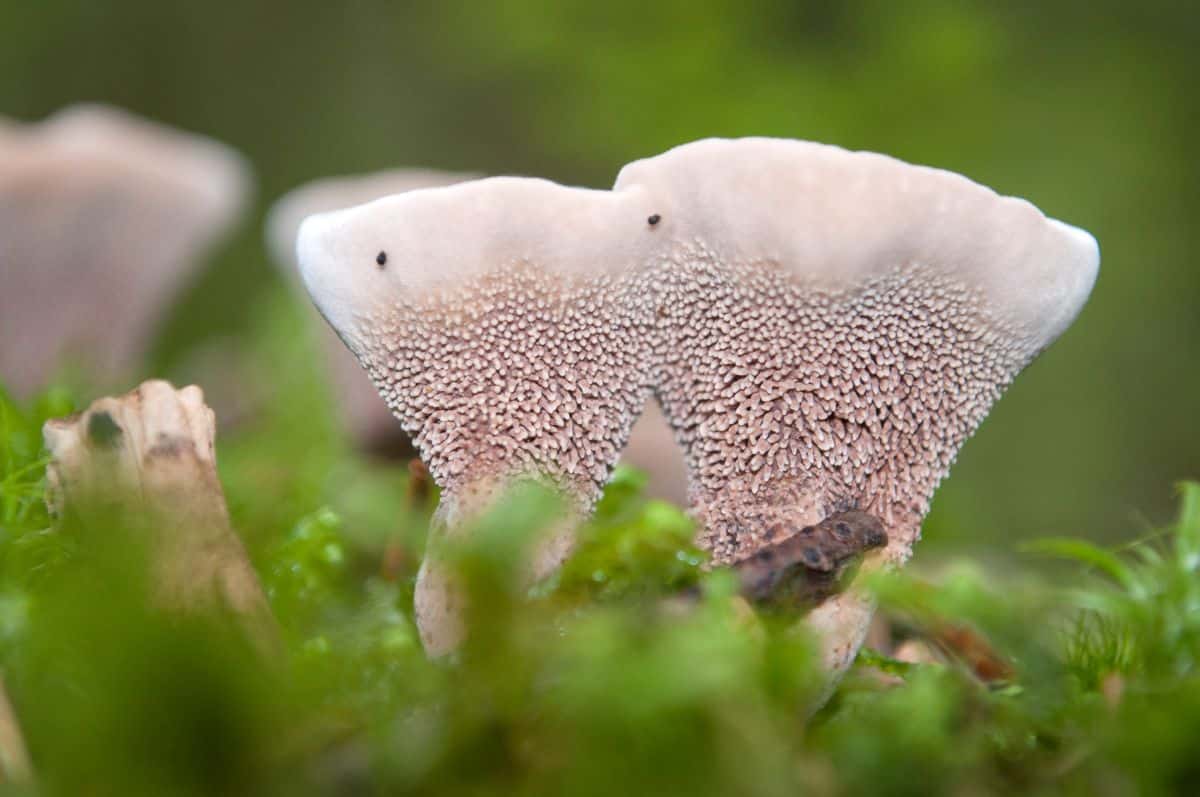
414, 476, 585, 656
699, 482, 889, 679
0, 676, 31, 785
42, 380, 279, 657
806, 590, 878, 693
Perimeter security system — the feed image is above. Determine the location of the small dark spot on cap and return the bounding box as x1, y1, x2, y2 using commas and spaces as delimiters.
834, 522, 852, 539
803, 547, 822, 566
86, 411, 122, 447
376, 251, 387, 268
647, 214, 661, 226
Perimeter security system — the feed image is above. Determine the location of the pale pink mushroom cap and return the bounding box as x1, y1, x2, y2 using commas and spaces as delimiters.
614, 137, 1098, 675
272, 168, 688, 494
266, 169, 476, 453
296, 177, 666, 653
267, 169, 478, 272
0, 104, 250, 397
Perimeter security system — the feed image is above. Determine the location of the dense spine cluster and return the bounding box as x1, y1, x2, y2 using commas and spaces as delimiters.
350, 236, 1035, 572
650, 246, 1032, 565
296, 137, 1096, 662
355, 261, 659, 514
266, 169, 474, 455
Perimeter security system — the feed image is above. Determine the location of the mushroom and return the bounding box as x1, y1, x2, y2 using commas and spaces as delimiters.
296, 139, 1097, 665
269, 168, 689, 500
296, 178, 666, 653
0, 104, 250, 397
614, 137, 1098, 676
267, 169, 477, 455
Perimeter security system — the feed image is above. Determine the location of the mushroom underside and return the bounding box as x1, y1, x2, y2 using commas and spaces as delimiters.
291, 137, 1097, 669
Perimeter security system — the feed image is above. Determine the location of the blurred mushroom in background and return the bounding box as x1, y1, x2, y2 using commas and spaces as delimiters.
623, 399, 687, 504
0, 104, 251, 398
267, 169, 688, 503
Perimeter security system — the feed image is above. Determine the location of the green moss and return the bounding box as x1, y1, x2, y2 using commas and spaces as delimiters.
3, 345, 1200, 795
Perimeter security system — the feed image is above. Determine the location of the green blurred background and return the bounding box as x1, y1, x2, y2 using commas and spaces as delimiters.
1, 0, 1196, 551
